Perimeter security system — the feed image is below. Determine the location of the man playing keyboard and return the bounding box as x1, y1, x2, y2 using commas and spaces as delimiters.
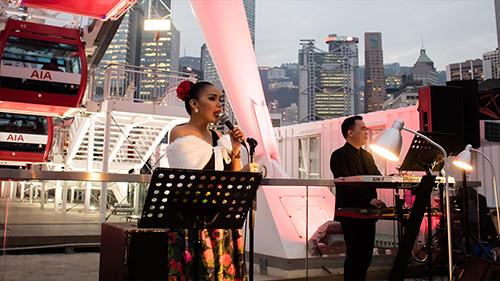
330, 115, 386, 281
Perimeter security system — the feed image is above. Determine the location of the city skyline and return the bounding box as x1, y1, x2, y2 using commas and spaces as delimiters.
172, 0, 497, 71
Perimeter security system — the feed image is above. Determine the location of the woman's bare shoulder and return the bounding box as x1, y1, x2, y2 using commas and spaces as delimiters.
169, 124, 189, 143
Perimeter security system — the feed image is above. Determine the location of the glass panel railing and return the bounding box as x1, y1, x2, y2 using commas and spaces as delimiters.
0, 171, 151, 281
0, 169, 409, 280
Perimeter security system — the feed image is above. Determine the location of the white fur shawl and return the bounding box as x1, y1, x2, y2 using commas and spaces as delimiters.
166, 134, 232, 170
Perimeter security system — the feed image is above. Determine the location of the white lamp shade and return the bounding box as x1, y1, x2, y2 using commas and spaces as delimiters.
453, 144, 473, 171
369, 119, 404, 162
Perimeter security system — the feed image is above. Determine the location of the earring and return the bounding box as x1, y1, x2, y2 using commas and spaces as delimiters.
194, 108, 199, 114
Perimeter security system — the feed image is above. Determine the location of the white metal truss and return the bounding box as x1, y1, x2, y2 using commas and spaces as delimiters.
58, 64, 193, 174
61, 106, 186, 173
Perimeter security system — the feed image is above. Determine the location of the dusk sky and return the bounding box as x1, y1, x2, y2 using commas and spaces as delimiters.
172, 0, 497, 71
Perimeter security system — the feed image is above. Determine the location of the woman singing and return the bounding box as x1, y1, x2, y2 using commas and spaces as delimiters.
165, 80, 246, 281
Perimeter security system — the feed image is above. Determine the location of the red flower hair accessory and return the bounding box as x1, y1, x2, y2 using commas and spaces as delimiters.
176, 80, 192, 101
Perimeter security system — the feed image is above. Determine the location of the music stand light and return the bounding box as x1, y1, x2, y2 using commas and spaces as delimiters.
369, 119, 454, 280
453, 144, 500, 238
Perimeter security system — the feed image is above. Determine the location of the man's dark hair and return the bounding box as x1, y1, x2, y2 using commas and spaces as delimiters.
341, 115, 363, 139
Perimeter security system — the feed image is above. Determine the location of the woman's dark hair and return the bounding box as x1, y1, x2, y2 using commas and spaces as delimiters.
183, 81, 214, 115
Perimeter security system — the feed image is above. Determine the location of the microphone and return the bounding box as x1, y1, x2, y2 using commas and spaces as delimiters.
219, 114, 235, 130
219, 115, 246, 146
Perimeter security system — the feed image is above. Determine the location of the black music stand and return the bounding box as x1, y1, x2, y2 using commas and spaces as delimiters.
400, 134, 445, 172
139, 168, 262, 280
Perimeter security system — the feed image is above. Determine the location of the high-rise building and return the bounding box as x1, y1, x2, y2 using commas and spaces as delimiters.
409, 49, 440, 86
201, 43, 233, 130
99, 5, 144, 67
94, 5, 144, 99
141, 26, 180, 72
179, 56, 201, 76
385, 76, 402, 92
243, 0, 256, 46
382, 80, 421, 110
437, 71, 447, 85
495, 0, 500, 50
400, 66, 413, 75
382, 90, 418, 110
200, 44, 220, 85
179, 56, 200, 72
258, 66, 270, 90
364, 32, 385, 113
170, 26, 180, 72
384, 63, 401, 76
282, 63, 299, 85
446, 59, 484, 81
298, 35, 359, 122
140, 0, 180, 96
483, 49, 500, 79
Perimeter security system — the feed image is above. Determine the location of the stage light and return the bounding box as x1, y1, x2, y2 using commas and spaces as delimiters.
454, 144, 499, 239
370, 118, 454, 280
368, 119, 403, 162
453, 144, 473, 171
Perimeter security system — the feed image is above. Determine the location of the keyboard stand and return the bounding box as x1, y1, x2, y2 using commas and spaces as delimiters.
389, 174, 436, 280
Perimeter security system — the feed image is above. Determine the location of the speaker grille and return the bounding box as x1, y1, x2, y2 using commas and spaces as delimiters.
485, 121, 500, 142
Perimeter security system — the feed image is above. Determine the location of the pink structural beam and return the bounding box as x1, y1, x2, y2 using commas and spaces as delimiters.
20, 0, 135, 20
189, 0, 283, 176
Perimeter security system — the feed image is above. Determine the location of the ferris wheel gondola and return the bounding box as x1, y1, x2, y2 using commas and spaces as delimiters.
0, 19, 87, 116
0, 112, 53, 164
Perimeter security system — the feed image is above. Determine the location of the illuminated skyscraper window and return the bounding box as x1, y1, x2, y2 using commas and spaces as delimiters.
298, 35, 359, 122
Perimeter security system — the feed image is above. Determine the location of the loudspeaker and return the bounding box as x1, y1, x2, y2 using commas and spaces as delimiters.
99, 223, 170, 281
446, 80, 480, 148
418, 85, 465, 155
456, 256, 500, 281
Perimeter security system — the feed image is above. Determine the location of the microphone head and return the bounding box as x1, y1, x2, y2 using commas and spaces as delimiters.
219, 114, 228, 123
219, 114, 234, 130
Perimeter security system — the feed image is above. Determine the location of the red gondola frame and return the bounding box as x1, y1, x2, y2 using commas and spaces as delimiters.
0, 116, 54, 163
0, 19, 88, 116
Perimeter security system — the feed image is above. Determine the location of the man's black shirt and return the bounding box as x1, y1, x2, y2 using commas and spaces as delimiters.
330, 142, 381, 211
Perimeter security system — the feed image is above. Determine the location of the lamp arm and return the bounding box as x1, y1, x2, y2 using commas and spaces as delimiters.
471, 148, 495, 171
471, 148, 500, 240
402, 126, 453, 279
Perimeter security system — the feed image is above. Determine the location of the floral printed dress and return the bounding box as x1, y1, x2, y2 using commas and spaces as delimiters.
167, 228, 245, 281
166, 130, 246, 281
